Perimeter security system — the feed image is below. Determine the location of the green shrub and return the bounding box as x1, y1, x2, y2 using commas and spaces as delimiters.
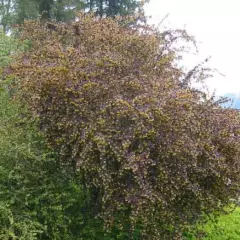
0, 81, 88, 239
202, 207, 240, 240
185, 207, 240, 240
0, 31, 16, 67
0, 80, 44, 239
0, 30, 26, 68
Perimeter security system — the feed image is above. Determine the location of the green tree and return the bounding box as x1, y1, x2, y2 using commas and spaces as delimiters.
90, 0, 147, 18
13, 0, 39, 23
0, 0, 39, 32
0, 0, 13, 33
1, 0, 147, 31
106, 0, 143, 17
37, 0, 54, 21
53, 0, 85, 22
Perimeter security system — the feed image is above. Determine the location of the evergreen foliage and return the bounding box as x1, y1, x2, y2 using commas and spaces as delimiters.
0, 0, 146, 32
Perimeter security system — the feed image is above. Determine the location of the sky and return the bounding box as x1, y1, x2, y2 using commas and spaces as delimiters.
144, 0, 240, 97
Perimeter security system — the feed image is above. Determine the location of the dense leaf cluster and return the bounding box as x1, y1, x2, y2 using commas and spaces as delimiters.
0, 31, 142, 240
0, 81, 82, 239
0, 80, 143, 239
6, 14, 240, 239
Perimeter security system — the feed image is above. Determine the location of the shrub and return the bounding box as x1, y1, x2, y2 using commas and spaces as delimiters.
201, 207, 240, 240
0, 30, 27, 68
0, 81, 93, 239
185, 207, 240, 240
0, 80, 45, 239
0, 31, 16, 67
7, 14, 240, 239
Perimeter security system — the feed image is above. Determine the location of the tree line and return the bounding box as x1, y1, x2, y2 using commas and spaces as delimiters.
0, 0, 148, 33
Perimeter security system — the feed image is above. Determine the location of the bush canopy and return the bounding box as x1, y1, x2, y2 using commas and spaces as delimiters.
6, 13, 240, 239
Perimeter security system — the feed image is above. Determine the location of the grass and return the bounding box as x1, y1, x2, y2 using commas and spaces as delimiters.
185, 207, 240, 240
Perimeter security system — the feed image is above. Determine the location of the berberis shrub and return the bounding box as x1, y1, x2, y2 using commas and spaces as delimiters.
6, 13, 240, 239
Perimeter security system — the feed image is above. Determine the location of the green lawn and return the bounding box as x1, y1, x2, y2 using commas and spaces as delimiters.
186, 207, 240, 240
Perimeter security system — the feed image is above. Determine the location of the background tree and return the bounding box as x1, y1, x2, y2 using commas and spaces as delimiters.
0, 0, 147, 31
0, 0, 39, 32
94, 0, 146, 17
13, 0, 39, 24
0, 0, 13, 33
53, 0, 85, 22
